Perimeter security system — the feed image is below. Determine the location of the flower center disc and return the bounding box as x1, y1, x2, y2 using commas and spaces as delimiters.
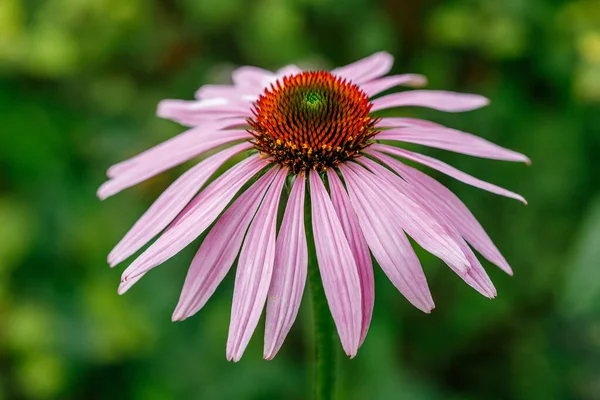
248, 71, 379, 173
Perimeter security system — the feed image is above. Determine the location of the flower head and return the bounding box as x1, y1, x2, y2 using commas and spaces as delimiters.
248, 71, 378, 173
98, 52, 529, 362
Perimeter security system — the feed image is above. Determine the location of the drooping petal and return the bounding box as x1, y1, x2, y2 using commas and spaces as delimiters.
327, 170, 374, 345
345, 161, 469, 274
372, 144, 527, 204
375, 127, 530, 163
372, 90, 489, 113
358, 157, 496, 298
195, 85, 257, 103
106, 118, 248, 178
172, 167, 280, 321
376, 117, 444, 129
332, 51, 394, 84
309, 170, 362, 357
232, 66, 275, 90
117, 155, 267, 294
157, 98, 252, 126
227, 168, 287, 362
360, 74, 428, 97
264, 175, 307, 360
338, 164, 434, 312
195, 85, 238, 99
366, 149, 512, 275
108, 142, 252, 267
99, 130, 249, 199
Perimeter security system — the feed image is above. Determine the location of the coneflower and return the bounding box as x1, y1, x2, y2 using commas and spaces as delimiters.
98, 52, 528, 363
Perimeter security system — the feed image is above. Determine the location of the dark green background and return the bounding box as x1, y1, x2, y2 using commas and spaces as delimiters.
1, 0, 599, 399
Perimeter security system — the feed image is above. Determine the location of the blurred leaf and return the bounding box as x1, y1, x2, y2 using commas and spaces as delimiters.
561, 195, 600, 317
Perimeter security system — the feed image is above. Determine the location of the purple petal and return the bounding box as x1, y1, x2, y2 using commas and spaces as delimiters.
172, 168, 280, 321
99, 130, 249, 199
264, 175, 307, 359
367, 149, 512, 275
372, 90, 489, 113
157, 99, 252, 126
372, 144, 527, 204
108, 143, 252, 266
309, 171, 362, 357
226, 168, 287, 362
105, 118, 248, 178
377, 117, 444, 129
347, 160, 470, 274
359, 157, 496, 298
375, 127, 530, 163
332, 52, 394, 84
338, 164, 434, 312
117, 155, 267, 294
99, 128, 251, 200
275, 65, 302, 78
327, 170, 374, 346
232, 66, 275, 90
195, 85, 258, 102
360, 74, 428, 97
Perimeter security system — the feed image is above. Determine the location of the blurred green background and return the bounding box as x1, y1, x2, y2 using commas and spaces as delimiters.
1, 0, 600, 399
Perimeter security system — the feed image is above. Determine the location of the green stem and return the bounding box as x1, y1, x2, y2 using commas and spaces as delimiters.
306, 194, 337, 400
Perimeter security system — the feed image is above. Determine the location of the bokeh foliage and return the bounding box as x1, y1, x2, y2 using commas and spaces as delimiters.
1, 0, 599, 399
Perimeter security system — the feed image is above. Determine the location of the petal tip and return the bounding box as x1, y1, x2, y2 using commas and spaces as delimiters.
409, 75, 428, 88
156, 100, 174, 118
97, 183, 112, 200
423, 303, 435, 314
117, 275, 136, 294
171, 310, 185, 322
227, 352, 241, 363
374, 50, 393, 60
107, 250, 123, 268
117, 283, 128, 295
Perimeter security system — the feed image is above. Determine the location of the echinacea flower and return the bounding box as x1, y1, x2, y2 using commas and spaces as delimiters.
98, 52, 529, 362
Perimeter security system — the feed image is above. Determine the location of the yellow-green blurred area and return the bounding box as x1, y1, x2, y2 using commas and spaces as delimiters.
0, 0, 599, 399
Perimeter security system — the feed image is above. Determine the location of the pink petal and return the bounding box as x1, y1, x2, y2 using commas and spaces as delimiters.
195, 65, 301, 104
226, 168, 287, 362
332, 52, 394, 84
372, 90, 489, 113
327, 170, 374, 346
195, 85, 257, 102
275, 65, 302, 78
157, 98, 252, 126
359, 157, 496, 298
347, 160, 470, 274
106, 118, 248, 178
98, 129, 250, 199
108, 143, 252, 267
264, 175, 307, 359
360, 74, 428, 97
375, 127, 530, 163
309, 170, 362, 357
338, 164, 434, 312
366, 149, 512, 275
171, 167, 280, 321
377, 117, 444, 128
117, 155, 267, 294
232, 66, 275, 90
372, 144, 527, 204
